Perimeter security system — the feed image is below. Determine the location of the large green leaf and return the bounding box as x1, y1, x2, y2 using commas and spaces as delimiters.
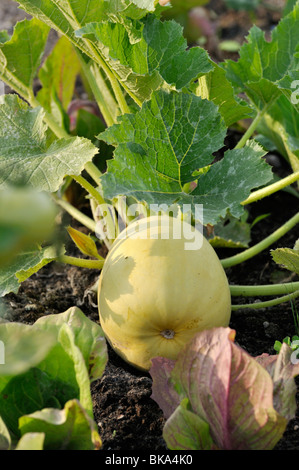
14, 0, 158, 59
0, 18, 50, 101
15, 432, 45, 450
224, 3, 299, 110
0, 94, 98, 192
76, 14, 213, 103
99, 90, 272, 224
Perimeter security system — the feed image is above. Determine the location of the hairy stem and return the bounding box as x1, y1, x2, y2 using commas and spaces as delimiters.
230, 281, 299, 297
84, 162, 103, 185
231, 290, 299, 310
242, 171, 299, 205
75, 49, 118, 127
221, 211, 299, 268
52, 195, 96, 232
58, 254, 104, 269
234, 110, 265, 149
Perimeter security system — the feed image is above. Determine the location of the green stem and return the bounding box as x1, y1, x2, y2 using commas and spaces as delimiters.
84, 161, 103, 185
107, 70, 131, 115
231, 290, 299, 310
52, 195, 96, 232
221, 211, 299, 268
72, 174, 106, 207
58, 254, 104, 270
234, 110, 265, 149
241, 171, 299, 205
75, 50, 118, 127
84, 39, 131, 115
230, 281, 299, 297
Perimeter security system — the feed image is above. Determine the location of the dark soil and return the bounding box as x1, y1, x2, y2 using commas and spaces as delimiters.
1, 0, 299, 452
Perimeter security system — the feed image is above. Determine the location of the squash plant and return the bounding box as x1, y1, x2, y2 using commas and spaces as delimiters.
0, 0, 298, 448
0, 0, 298, 299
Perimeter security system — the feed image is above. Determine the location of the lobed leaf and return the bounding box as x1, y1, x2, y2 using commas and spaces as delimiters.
271, 245, 299, 276
76, 14, 212, 103
0, 18, 49, 100
195, 62, 253, 127
99, 90, 272, 224
224, 3, 299, 109
0, 245, 64, 297
0, 94, 98, 192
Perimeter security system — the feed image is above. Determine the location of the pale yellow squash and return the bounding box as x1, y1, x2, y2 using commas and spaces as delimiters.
98, 216, 231, 370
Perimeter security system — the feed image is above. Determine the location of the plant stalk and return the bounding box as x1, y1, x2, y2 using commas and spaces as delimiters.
75, 50, 118, 127
53, 196, 96, 232
231, 290, 299, 310
242, 171, 299, 205
230, 281, 299, 297
234, 110, 265, 149
221, 211, 299, 268
58, 254, 104, 270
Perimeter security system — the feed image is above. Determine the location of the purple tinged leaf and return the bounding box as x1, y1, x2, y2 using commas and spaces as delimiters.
256, 343, 299, 421
170, 327, 287, 450
150, 357, 179, 420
